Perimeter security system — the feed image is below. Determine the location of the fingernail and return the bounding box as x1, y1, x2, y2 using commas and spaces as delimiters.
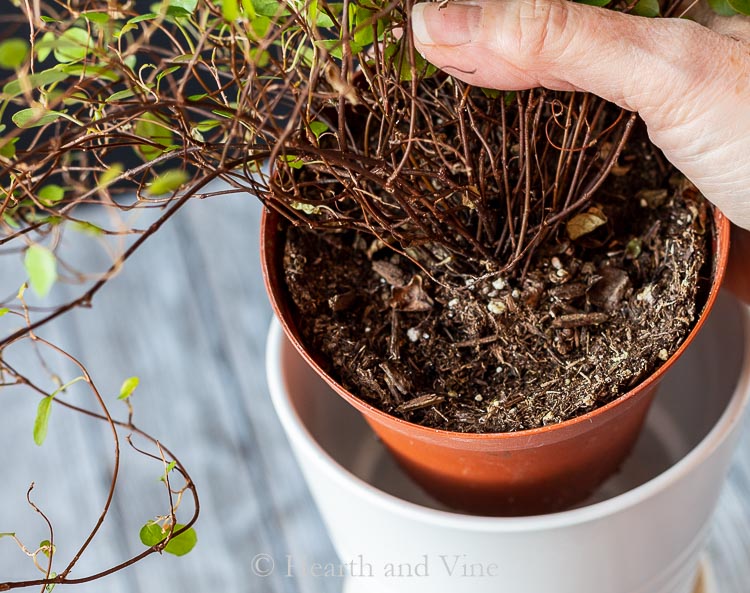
412, 2, 483, 47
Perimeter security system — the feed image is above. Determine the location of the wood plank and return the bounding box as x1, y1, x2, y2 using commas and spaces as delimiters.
0, 181, 747, 592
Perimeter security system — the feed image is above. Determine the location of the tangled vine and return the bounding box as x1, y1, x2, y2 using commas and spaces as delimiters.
0, 0, 734, 587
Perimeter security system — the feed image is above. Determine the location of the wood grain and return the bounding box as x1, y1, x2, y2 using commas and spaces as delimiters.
0, 182, 747, 592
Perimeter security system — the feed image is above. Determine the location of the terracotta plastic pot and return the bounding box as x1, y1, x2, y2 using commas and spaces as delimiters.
265, 293, 750, 593
260, 207, 731, 515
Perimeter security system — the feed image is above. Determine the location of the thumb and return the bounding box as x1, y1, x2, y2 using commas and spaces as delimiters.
410, 0, 750, 229
410, 0, 722, 117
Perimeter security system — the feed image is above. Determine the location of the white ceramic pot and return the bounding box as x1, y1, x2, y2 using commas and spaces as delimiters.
265, 294, 750, 593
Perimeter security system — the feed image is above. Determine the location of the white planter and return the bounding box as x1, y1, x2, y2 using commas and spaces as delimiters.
265, 294, 750, 593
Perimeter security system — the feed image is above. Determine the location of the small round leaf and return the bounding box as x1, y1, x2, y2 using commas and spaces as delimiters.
135, 113, 174, 161
118, 376, 140, 400
632, 0, 661, 16
54, 28, 93, 63
24, 245, 58, 297
140, 523, 197, 556
39, 185, 65, 205
0, 39, 29, 70
148, 170, 189, 196
727, 0, 750, 14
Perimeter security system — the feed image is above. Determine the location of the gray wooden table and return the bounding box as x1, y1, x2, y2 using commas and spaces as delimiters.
0, 182, 748, 592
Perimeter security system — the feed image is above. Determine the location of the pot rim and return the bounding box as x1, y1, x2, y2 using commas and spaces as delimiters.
265, 296, 750, 527
261, 207, 731, 441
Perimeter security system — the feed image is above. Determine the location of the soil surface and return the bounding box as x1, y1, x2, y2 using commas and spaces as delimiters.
282, 144, 712, 433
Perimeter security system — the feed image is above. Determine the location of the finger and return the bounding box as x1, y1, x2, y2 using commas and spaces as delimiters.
411, 0, 734, 119
411, 0, 750, 229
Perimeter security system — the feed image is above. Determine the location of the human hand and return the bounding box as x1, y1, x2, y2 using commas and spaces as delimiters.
410, 0, 750, 299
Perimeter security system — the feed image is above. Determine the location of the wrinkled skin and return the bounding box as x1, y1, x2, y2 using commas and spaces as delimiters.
411, 0, 750, 301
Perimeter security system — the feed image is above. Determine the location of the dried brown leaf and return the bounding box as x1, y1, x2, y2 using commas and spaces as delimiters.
390, 275, 434, 312
566, 209, 608, 240
396, 394, 445, 413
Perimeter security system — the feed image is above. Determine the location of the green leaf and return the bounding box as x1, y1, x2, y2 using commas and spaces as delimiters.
45, 574, 57, 593
72, 221, 104, 236
172, 0, 199, 13
211, 109, 235, 120
12, 108, 65, 129
249, 14, 272, 38
573, 0, 610, 5
148, 169, 189, 195
625, 238, 642, 260
34, 397, 53, 446
632, 0, 660, 16
59, 63, 119, 81
128, 13, 159, 24
35, 32, 56, 63
0, 39, 29, 70
316, 39, 364, 60
106, 88, 137, 103
139, 522, 163, 546
98, 163, 124, 188
223, 0, 241, 21
308, 0, 335, 27
38, 540, 55, 558
0, 138, 19, 159
727, 0, 750, 14
24, 245, 58, 297
45, 573, 57, 593
3, 213, 20, 229
164, 526, 196, 555
280, 154, 304, 169
314, 38, 336, 54
309, 121, 328, 139
38, 215, 63, 227
63, 91, 88, 106
115, 23, 136, 38
156, 66, 180, 86
140, 523, 197, 556
0, 308, 9, 316
0, 533, 16, 538
38, 184, 65, 205
194, 119, 221, 132
171, 53, 198, 63
398, 49, 436, 82
118, 376, 140, 400
135, 113, 174, 161
481, 88, 501, 99
353, 5, 375, 47
54, 28, 93, 63
708, 0, 739, 14
242, 0, 257, 18
250, 0, 284, 17
159, 460, 177, 481
165, 0, 198, 16
2, 68, 70, 98
82, 11, 111, 24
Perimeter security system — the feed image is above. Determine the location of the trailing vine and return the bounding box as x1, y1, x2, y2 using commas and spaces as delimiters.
0, 0, 742, 586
